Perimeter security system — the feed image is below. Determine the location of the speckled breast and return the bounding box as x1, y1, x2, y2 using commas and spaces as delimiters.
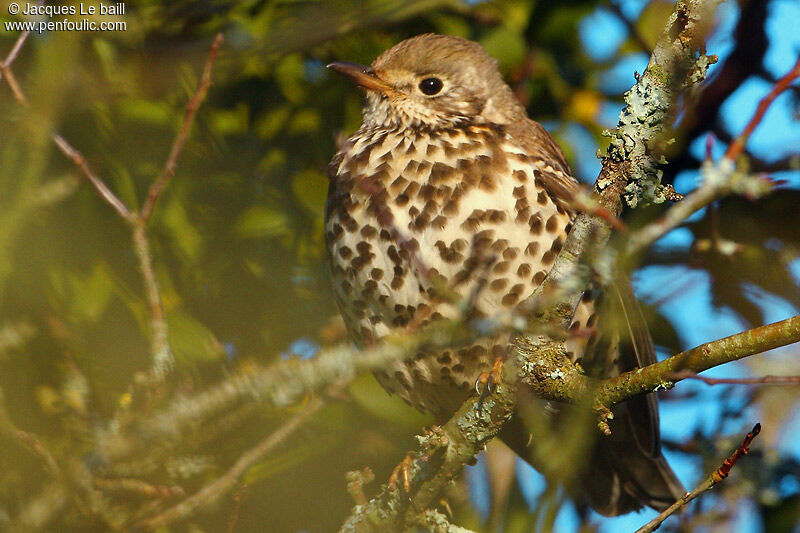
325, 122, 577, 417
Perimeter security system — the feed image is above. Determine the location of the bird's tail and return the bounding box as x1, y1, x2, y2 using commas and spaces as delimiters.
499, 400, 684, 516
578, 402, 685, 515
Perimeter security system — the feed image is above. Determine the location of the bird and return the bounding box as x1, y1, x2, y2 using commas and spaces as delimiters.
325, 33, 683, 516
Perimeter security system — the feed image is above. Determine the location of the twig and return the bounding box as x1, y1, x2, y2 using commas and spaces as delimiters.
0, 16, 35, 70
94, 477, 184, 498
137, 395, 325, 530
0, 63, 28, 104
131, 33, 223, 379
132, 220, 173, 380
567, 188, 629, 233
668, 369, 800, 386
725, 56, 800, 161
226, 483, 248, 533
599, 314, 800, 407
14, 430, 62, 479
97, 307, 523, 464
517, 314, 800, 433
635, 423, 762, 533
52, 134, 132, 220
623, 56, 800, 259
2, 31, 133, 219
140, 32, 224, 223
622, 169, 725, 259
0, 8, 39, 101
0, 388, 61, 479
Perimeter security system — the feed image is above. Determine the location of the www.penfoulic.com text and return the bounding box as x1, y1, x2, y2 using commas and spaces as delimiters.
5, 3, 127, 33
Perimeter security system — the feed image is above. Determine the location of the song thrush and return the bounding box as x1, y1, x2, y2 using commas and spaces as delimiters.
326, 34, 683, 515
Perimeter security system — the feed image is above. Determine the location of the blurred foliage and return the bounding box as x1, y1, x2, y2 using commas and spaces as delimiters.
0, 0, 798, 531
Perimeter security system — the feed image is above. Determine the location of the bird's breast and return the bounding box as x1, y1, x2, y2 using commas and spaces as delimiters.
325, 123, 574, 414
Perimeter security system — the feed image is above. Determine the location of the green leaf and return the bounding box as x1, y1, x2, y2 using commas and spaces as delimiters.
167, 309, 225, 364
235, 206, 290, 239
480, 27, 527, 71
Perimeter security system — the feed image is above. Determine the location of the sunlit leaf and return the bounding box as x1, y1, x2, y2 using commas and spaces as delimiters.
235, 205, 291, 239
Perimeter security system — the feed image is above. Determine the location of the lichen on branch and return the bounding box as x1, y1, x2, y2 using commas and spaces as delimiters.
602, 0, 721, 208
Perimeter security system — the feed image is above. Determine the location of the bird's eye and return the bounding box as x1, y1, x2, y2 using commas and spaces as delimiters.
418, 77, 443, 96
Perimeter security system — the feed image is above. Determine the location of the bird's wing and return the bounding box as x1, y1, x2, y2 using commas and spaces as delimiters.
506, 118, 581, 203
608, 277, 660, 453
579, 277, 684, 514
499, 118, 684, 514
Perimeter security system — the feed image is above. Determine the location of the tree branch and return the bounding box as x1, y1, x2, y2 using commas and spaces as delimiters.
635, 423, 762, 533
526, 0, 722, 329
624, 54, 800, 259
138, 395, 326, 530
96, 308, 522, 464
725, 55, 800, 160
520, 314, 800, 432
668, 369, 800, 386
2, 27, 223, 384
140, 32, 224, 224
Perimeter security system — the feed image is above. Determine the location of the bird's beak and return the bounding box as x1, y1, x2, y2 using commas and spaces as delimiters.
327, 62, 392, 93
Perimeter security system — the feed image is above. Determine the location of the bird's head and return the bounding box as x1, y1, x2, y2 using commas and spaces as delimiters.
328, 34, 524, 130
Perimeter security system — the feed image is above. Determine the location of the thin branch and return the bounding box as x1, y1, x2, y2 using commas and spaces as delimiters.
0, 4, 40, 97
519, 314, 800, 433
622, 167, 725, 259
0, 63, 28, 104
226, 484, 248, 533
600, 314, 800, 406
93, 477, 184, 498
140, 32, 224, 223
97, 308, 522, 464
635, 423, 762, 533
725, 56, 800, 160
624, 55, 800, 259
130, 33, 223, 379
0, 17, 35, 70
131, 221, 173, 380
2, 31, 133, 219
52, 134, 132, 220
137, 395, 325, 530
14, 430, 62, 479
0, 388, 61, 479
668, 369, 800, 386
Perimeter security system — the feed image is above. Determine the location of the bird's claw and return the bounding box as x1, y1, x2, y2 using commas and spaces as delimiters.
388, 454, 414, 494
475, 356, 504, 395
475, 356, 504, 413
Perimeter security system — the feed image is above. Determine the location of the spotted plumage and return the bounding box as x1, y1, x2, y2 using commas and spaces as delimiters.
326, 34, 683, 516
